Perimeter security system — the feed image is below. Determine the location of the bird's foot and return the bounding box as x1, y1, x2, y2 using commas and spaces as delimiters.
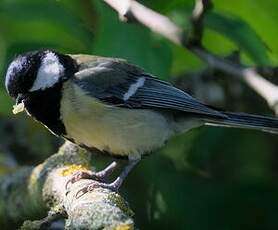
65, 161, 118, 190
75, 178, 123, 198
74, 159, 140, 198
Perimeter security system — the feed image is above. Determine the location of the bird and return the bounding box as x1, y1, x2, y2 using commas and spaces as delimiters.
5, 49, 278, 195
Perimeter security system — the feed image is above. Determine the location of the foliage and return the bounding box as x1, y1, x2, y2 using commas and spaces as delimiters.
0, 0, 278, 229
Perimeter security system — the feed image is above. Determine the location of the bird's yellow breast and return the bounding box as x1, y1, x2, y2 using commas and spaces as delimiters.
60, 81, 174, 158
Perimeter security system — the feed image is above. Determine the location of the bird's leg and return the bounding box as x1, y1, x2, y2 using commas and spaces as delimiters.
94, 161, 118, 179
106, 158, 140, 190
65, 161, 118, 190
75, 158, 140, 198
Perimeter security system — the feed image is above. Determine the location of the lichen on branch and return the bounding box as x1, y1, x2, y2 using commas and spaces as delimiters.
0, 142, 134, 230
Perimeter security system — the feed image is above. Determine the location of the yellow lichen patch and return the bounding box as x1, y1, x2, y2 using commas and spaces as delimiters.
59, 164, 90, 176
114, 224, 134, 230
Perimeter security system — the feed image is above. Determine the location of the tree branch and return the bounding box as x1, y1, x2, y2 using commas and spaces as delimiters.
0, 142, 134, 230
103, 0, 183, 45
103, 0, 278, 114
188, 0, 212, 46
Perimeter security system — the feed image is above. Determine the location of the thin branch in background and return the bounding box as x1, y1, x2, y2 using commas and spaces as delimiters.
188, 0, 212, 46
103, 0, 183, 45
103, 0, 278, 114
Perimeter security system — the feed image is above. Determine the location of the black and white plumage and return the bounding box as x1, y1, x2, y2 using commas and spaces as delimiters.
5, 50, 278, 151
74, 61, 225, 117
4, 49, 278, 190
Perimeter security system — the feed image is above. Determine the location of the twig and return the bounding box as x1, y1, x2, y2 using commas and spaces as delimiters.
189, 0, 212, 46
103, 0, 183, 45
21, 208, 65, 230
102, 0, 278, 114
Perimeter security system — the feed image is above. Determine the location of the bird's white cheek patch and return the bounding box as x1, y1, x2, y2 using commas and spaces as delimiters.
29, 52, 64, 92
123, 77, 145, 101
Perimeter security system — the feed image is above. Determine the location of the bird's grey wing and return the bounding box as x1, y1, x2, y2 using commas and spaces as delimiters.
73, 60, 226, 118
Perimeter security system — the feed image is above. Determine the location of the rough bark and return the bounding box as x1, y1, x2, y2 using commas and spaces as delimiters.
0, 142, 134, 230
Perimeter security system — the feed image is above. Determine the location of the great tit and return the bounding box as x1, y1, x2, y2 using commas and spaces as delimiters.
5, 49, 278, 192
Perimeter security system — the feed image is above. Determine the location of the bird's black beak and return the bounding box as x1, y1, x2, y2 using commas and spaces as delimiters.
16, 94, 23, 105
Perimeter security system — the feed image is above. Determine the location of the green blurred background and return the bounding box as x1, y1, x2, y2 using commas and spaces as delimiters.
1, 0, 278, 229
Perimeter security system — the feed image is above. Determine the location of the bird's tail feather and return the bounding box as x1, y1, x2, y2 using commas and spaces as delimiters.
204, 112, 278, 134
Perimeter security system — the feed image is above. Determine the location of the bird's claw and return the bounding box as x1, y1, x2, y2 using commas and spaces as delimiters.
65, 171, 103, 190
75, 181, 119, 199
65, 161, 119, 190
66, 159, 139, 198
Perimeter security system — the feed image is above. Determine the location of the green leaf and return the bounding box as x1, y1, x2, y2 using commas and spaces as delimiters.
0, 1, 93, 53
205, 12, 269, 64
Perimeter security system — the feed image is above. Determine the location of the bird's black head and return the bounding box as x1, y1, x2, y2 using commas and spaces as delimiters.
5, 49, 78, 102
5, 49, 78, 136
